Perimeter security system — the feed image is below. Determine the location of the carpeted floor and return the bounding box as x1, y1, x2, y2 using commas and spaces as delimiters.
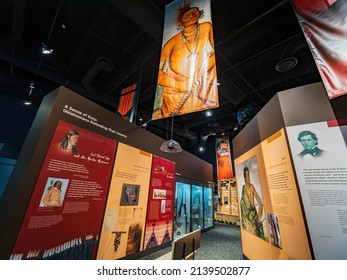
139, 222, 243, 260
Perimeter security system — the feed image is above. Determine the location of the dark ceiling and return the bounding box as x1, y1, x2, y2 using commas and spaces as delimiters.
0, 0, 321, 163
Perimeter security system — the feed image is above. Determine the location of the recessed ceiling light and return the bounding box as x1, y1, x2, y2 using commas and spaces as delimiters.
275, 57, 298, 72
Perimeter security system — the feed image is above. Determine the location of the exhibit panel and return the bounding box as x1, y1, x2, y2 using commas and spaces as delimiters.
234, 129, 312, 260
11, 120, 118, 259
0, 86, 214, 260
233, 82, 347, 259
96, 143, 152, 260
143, 156, 176, 250
286, 121, 347, 259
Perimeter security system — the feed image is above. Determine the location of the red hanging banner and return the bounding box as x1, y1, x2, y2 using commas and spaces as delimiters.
293, 0, 347, 99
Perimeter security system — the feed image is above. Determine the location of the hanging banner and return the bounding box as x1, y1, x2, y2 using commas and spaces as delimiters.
293, 0, 347, 99
117, 83, 138, 123
215, 135, 233, 180
152, 0, 218, 120
143, 156, 176, 250
11, 120, 117, 260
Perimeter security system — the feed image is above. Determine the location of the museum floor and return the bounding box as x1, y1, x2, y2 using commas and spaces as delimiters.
139, 222, 243, 260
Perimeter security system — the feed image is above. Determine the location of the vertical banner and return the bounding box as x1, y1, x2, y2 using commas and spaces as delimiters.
117, 83, 138, 123
152, 0, 218, 120
11, 120, 117, 260
292, 0, 347, 99
215, 135, 233, 180
96, 143, 152, 260
143, 156, 176, 250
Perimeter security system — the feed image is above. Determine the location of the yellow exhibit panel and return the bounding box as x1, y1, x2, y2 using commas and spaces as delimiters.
97, 143, 153, 260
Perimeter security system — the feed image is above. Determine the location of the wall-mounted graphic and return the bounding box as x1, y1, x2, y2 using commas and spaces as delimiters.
126, 222, 142, 256
11, 120, 117, 260
153, 189, 167, 199
120, 184, 140, 206
286, 121, 347, 259
97, 143, 152, 260
296, 130, 326, 160
267, 213, 282, 249
236, 156, 268, 241
58, 129, 79, 155
143, 156, 175, 250
39, 178, 69, 207
152, 0, 218, 120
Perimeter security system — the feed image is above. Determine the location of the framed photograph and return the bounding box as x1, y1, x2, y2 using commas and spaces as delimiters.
120, 184, 140, 206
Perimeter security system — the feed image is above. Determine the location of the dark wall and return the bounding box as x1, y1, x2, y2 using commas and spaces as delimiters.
0, 93, 39, 158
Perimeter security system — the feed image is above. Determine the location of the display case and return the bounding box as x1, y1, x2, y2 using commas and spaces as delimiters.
191, 185, 203, 231
173, 182, 191, 239
203, 187, 213, 228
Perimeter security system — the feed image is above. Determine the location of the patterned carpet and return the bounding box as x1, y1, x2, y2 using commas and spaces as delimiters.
139, 222, 243, 260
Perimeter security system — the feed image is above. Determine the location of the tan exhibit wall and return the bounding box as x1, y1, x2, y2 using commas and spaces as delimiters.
233, 82, 346, 260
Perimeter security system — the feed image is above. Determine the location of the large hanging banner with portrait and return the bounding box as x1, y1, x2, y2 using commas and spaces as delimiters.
286, 121, 347, 259
11, 120, 117, 260
96, 143, 152, 260
152, 0, 219, 120
293, 0, 347, 99
215, 135, 234, 180
143, 156, 175, 250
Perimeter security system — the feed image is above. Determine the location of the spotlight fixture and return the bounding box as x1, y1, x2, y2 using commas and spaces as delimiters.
205, 109, 213, 117
24, 80, 35, 106
198, 146, 205, 153
41, 43, 53, 54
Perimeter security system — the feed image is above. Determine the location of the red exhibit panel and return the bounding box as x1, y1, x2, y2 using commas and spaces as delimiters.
143, 156, 176, 250
11, 120, 117, 260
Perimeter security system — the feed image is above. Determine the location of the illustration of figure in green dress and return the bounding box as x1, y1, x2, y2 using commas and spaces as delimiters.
240, 167, 266, 240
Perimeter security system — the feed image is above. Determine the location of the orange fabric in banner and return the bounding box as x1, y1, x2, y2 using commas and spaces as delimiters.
118, 92, 135, 116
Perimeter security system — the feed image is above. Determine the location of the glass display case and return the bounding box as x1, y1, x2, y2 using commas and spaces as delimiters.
174, 182, 191, 240
191, 185, 203, 231
203, 187, 213, 229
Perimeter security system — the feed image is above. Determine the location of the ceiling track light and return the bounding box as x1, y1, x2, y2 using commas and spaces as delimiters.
41, 42, 53, 54
205, 109, 213, 117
